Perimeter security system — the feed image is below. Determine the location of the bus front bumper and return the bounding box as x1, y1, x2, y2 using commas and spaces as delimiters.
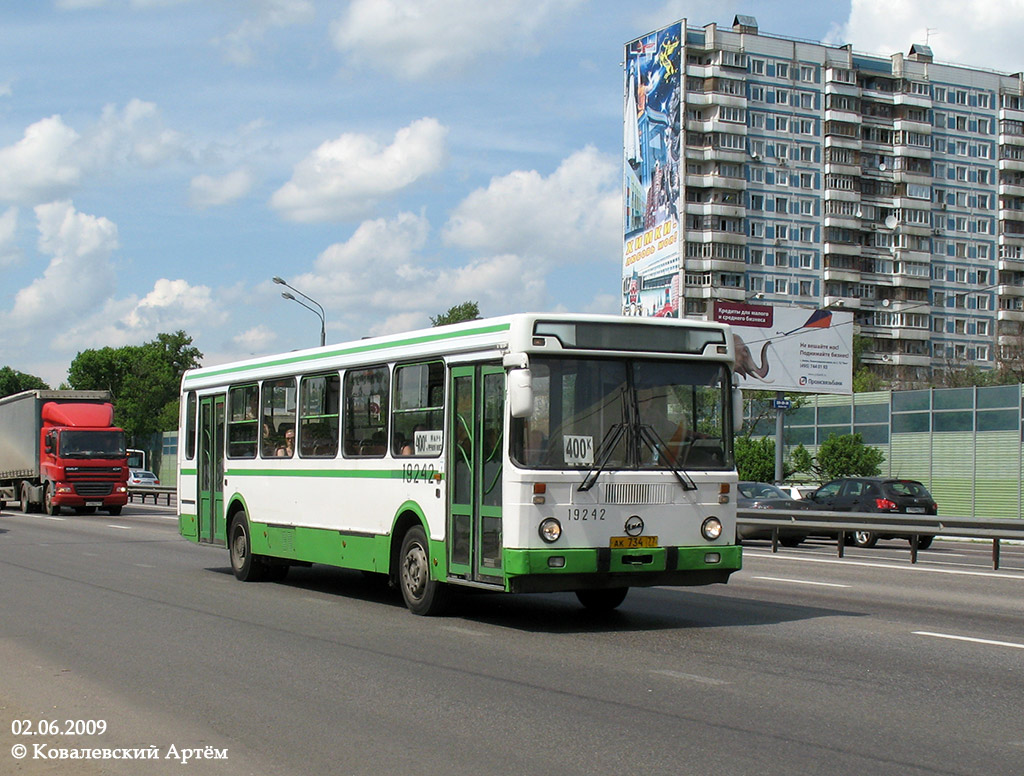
502, 544, 742, 594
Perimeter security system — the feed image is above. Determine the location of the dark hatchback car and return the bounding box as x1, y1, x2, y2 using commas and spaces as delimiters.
806, 477, 938, 548
737, 481, 815, 546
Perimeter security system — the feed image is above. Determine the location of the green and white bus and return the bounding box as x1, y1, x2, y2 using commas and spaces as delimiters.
177, 313, 744, 614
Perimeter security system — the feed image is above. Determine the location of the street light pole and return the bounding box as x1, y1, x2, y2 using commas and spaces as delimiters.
273, 276, 326, 347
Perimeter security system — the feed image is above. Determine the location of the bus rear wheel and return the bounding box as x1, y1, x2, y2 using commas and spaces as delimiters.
229, 514, 266, 582
575, 588, 628, 611
398, 525, 449, 616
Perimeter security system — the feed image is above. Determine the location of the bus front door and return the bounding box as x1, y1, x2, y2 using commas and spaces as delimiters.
197, 394, 226, 545
448, 365, 504, 584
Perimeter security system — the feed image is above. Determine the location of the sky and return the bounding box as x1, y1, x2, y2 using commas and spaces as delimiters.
2, 0, 1023, 386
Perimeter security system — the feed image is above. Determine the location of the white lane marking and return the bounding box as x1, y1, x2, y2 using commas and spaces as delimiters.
44, 516, 66, 521
107, 524, 131, 530
650, 670, 730, 686
441, 626, 488, 637
744, 551, 1024, 580
752, 576, 850, 588
914, 631, 1024, 650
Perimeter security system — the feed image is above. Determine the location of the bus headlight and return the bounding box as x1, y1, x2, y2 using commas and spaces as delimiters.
701, 517, 723, 541
538, 517, 562, 543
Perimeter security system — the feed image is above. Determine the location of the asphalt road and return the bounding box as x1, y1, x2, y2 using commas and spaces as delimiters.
1, 505, 1022, 776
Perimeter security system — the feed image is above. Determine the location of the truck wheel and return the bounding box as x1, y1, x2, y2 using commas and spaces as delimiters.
398, 525, 449, 616
229, 513, 266, 582
107, 506, 122, 516
20, 483, 35, 513
44, 485, 60, 516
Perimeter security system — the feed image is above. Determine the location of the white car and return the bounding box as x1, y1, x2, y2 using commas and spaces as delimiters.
127, 469, 160, 486
781, 484, 816, 500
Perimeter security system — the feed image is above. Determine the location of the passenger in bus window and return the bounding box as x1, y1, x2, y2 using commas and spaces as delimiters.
276, 429, 294, 457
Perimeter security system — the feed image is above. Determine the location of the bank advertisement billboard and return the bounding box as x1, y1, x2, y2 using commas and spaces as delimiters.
622, 21, 683, 317
714, 301, 854, 395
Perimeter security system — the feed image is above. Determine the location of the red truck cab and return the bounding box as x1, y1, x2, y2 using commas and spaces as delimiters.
38, 401, 129, 515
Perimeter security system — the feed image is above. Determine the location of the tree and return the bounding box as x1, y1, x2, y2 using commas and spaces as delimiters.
67, 331, 203, 442
0, 366, 49, 397
734, 436, 804, 483
791, 433, 885, 484
430, 301, 480, 326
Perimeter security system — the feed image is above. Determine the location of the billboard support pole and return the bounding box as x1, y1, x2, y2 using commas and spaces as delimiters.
775, 391, 785, 484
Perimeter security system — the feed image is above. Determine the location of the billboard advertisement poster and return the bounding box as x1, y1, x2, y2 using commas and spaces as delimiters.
714, 301, 854, 395
622, 21, 683, 318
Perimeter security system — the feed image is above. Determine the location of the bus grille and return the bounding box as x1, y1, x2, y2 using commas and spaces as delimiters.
74, 483, 114, 497
602, 483, 672, 505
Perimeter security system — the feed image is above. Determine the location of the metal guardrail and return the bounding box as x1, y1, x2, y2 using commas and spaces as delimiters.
737, 508, 1024, 570
127, 485, 176, 506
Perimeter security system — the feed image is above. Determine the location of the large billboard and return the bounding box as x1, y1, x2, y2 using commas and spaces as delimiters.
622, 21, 683, 318
714, 301, 854, 395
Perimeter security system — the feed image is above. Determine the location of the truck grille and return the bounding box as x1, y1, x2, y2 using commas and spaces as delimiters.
74, 483, 114, 497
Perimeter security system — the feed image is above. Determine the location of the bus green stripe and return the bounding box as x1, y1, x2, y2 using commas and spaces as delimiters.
183, 322, 511, 384
226, 468, 444, 481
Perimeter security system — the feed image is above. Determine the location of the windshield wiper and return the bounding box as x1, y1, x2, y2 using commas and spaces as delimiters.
637, 424, 698, 491
578, 423, 626, 492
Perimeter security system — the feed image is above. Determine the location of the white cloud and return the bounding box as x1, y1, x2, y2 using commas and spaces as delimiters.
190, 168, 255, 207
216, 0, 316, 66
59, 278, 226, 351
830, 0, 1024, 72
0, 117, 82, 203
10, 201, 119, 325
0, 101, 189, 205
331, 0, 586, 79
443, 145, 619, 263
270, 118, 448, 222
233, 325, 278, 353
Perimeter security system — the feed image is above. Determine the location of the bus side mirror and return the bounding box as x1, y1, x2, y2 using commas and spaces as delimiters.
508, 369, 534, 418
732, 383, 744, 434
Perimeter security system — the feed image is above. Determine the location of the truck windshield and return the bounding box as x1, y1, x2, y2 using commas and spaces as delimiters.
510, 357, 730, 472
59, 430, 127, 459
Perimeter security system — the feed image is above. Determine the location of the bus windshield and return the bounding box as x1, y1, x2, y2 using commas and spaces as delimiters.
511, 357, 730, 472
60, 430, 127, 459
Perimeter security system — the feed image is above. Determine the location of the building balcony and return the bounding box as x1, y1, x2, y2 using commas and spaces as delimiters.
892, 273, 931, 289
824, 265, 862, 283
893, 118, 932, 133
998, 284, 1024, 297
824, 189, 861, 202
893, 92, 932, 108
997, 308, 1024, 322
889, 352, 933, 367
998, 257, 1024, 272
824, 134, 863, 150
999, 157, 1024, 172
823, 294, 861, 310
683, 257, 746, 273
823, 241, 862, 256
998, 182, 1024, 198
824, 213, 862, 229
824, 161, 861, 176
684, 202, 746, 218
894, 144, 932, 159
824, 108, 861, 124
684, 174, 747, 191
685, 146, 748, 164
998, 232, 1024, 246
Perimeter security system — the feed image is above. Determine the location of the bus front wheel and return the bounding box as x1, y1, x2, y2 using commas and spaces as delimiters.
398, 526, 449, 616
575, 587, 629, 611
229, 514, 266, 582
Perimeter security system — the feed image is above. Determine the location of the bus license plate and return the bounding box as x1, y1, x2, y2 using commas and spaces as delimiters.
610, 536, 658, 549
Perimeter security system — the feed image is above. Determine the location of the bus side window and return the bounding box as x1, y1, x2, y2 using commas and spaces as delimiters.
343, 366, 389, 458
